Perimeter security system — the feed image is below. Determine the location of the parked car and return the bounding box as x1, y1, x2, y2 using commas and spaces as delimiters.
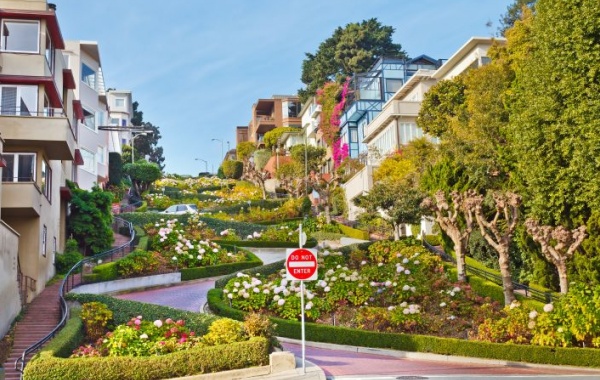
160, 204, 198, 215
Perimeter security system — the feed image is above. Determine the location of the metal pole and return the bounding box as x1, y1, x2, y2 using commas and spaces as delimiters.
299, 223, 306, 373
304, 137, 308, 195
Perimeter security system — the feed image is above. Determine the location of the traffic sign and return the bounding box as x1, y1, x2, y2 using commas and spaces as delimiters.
286, 248, 318, 281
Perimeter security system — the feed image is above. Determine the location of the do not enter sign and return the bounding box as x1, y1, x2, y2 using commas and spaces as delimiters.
286, 248, 318, 281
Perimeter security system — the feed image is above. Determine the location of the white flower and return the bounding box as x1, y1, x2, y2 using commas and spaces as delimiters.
452, 287, 461, 293
447, 315, 456, 320
528, 321, 535, 329
403, 308, 410, 315
402, 258, 409, 264
197, 255, 203, 260
414, 260, 420, 265
388, 306, 396, 311
97, 259, 103, 264
510, 301, 520, 309
440, 302, 447, 307
402, 285, 410, 291
278, 299, 285, 306
324, 286, 331, 292
360, 260, 367, 266
253, 288, 260, 293
227, 293, 233, 299
378, 263, 383, 267
557, 327, 564, 333
449, 291, 455, 297
543, 303, 554, 313
400, 301, 408, 307
305, 302, 313, 310
172, 256, 177, 261
213, 248, 219, 253
273, 295, 281, 301
404, 269, 411, 275
385, 280, 392, 287
154, 320, 163, 328
243, 293, 250, 299
529, 310, 538, 319
140, 333, 148, 339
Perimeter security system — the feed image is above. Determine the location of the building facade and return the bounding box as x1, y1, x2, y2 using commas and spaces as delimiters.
63, 40, 109, 190
106, 89, 133, 155
0, 0, 78, 335
247, 95, 302, 147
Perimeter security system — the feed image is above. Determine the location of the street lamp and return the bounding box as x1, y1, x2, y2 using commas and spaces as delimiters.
131, 132, 150, 164
211, 138, 224, 160
195, 158, 208, 173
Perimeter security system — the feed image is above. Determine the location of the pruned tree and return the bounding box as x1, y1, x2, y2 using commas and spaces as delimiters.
467, 191, 522, 305
356, 180, 425, 241
123, 161, 162, 198
308, 171, 337, 223
525, 219, 587, 294
276, 160, 305, 198
421, 190, 475, 282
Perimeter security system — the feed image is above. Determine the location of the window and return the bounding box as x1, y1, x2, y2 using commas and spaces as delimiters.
83, 107, 96, 131
80, 148, 96, 174
97, 146, 106, 165
0, 85, 38, 116
62, 52, 71, 69
110, 117, 119, 125
1, 153, 35, 182
41, 225, 47, 257
45, 30, 54, 72
114, 98, 125, 107
385, 79, 403, 94
287, 101, 301, 118
1, 20, 39, 53
81, 63, 97, 90
41, 159, 52, 201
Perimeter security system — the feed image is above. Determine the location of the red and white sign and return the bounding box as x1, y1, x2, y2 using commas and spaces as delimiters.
286, 248, 318, 281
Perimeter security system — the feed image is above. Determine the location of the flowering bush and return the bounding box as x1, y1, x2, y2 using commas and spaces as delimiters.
146, 218, 246, 268
72, 316, 201, 358
222, 240, 499, 337
144, 193, 173, 209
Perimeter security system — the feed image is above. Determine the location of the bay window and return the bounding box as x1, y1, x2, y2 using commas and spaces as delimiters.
0, 85, 38, 116
1, 153, 36, 182
1, 20, 39, 53
81, 63, 97, 90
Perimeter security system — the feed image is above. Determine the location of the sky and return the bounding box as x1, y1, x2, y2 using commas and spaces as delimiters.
52, 0, 514, 176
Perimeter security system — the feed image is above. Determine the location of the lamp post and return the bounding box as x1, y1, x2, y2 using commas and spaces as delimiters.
195, 158, 208, 173
211, 138, 224, 161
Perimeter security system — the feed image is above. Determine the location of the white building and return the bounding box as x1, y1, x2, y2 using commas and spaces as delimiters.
63, 40, 110, 190
106, 89, 134, 155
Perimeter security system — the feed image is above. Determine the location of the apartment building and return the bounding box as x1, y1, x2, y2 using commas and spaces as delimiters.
343, 37, 504, 221
106, 89, 133, 155
247, 95, 302, 147
63, 40, 110, 190
0, 0, 78, 335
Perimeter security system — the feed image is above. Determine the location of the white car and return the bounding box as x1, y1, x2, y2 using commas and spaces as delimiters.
160, 204, 198, 215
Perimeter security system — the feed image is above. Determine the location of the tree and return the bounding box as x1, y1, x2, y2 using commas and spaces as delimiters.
276, 161, 305, 198
238, 145, 270, 200
129, 101, 166, 170
289, 144, 326, 174
222, 160, 243, 179
124, 161, 162, 197
508, 0, 600, 226
525, 219, 587, 294
66, 182, 114, 255
356, 181, 425, 240
467, 191, 522, 305
498, 0, 536, 35
263, 127, 297, 150
421, 190, 476, 282
298, 18, 407, 103
307, 171, 338, 224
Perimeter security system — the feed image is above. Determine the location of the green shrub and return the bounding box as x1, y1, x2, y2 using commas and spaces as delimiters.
215, 260, 285, 289
41, 307, 84, 358
24, 338, 269, 380
81, 302, 113, 341
424, 234, 442, 246
337, 224, 369, 240
212, 238, 317, 249
310, 231, 346, 241
222, 160, 243, 180
116, 249, 161, 277
55, 239, 84, 275
85, 262, 119, 283
202, 318, 246, 346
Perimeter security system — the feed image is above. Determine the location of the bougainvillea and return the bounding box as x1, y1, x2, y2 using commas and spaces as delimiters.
316, 78, 350, 146
332, 138, 349, 168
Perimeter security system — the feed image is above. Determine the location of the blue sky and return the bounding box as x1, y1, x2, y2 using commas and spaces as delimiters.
53, 0, 513, 175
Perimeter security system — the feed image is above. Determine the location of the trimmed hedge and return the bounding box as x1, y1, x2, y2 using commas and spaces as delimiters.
66, 294, 217, 332
40, 308, 84, 358
24, 337, 269, 380
180, 249, 263, 281
337, 224, 369, 240
213, 238, 317, 249
214, 259, 285, 289
207, 288, 600, 368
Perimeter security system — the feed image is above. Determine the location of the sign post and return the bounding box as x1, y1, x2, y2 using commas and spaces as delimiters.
286, 224, 317, 373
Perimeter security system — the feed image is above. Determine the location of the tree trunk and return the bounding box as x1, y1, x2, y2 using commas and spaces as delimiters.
498, 246, 516, 305
454, 238, 467, 282
556, 261, 569, 294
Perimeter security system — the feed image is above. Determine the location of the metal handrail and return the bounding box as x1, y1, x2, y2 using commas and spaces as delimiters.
422, 240, 559, 304
14, 217, 135, 378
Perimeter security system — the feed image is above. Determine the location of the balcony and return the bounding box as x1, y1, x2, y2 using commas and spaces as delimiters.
364, 101, 421, 142
252, 115, 276, 135
0, 113, 76, 160
1, 182, 41, 217
310, 104, 322, 118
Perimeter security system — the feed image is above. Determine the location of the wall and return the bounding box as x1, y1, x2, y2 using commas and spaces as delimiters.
0, 220, 21, 338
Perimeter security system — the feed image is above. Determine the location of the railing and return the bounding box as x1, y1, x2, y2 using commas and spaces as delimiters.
422, 240, 559, 304
0, 107, 67, 117
17, 268, 36, 306
15, 217, 136, 378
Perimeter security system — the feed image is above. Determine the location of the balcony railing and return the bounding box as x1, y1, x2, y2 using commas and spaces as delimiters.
0, 107, 67, 118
